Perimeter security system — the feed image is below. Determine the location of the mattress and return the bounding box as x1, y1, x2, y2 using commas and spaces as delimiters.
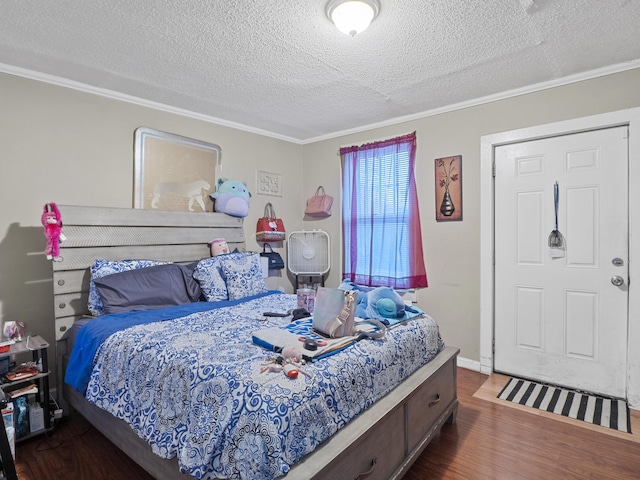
64, 291, 444, 480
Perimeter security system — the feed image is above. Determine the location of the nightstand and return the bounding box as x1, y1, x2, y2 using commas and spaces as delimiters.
0, 336, 52, 441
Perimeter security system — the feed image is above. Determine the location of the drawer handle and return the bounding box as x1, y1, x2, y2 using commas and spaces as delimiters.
429, 393, 441, 407
355, 457, 377, 480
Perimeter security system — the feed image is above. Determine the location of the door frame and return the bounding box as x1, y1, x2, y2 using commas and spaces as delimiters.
480, 107, 640, 408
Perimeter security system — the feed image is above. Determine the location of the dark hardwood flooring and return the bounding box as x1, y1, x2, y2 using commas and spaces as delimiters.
11, 368, 640, 479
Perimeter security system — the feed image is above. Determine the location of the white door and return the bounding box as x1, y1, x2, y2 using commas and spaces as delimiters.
494, 126, 629, 398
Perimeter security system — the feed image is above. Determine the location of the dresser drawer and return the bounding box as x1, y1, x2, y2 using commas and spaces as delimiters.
405, 359, 455, 450
318, 406, 405, 480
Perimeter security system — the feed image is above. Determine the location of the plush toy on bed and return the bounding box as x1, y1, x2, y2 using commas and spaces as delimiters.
210, 178, 251, 217
208, 238, 230, 256
338, 279, 412, 324
41, 202, 66, 261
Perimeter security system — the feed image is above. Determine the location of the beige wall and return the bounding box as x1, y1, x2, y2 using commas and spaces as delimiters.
0, 73, 303, 385
302, 68, 640, 363
2, 68, 640, 384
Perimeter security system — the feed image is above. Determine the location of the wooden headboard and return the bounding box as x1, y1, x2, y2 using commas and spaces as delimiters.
52, 205, 246, 341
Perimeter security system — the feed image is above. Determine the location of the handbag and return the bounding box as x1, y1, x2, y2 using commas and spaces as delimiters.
305, 186, 333, 218
313, 287, 388, 339
256, 203, 286, 242
312, 287, 357, 338
260, 243, 285, 270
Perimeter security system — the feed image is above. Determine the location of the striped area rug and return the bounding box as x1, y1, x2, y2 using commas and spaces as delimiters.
498, 377, 631, 433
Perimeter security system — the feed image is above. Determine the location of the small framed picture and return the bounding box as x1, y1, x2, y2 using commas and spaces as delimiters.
435, 155, 463, 222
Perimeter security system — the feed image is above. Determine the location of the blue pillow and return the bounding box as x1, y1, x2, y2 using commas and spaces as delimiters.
93, 263, 202, 314
88, 259, 170, 315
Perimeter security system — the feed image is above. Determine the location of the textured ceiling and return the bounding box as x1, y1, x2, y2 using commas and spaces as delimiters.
2, 0, 640, 143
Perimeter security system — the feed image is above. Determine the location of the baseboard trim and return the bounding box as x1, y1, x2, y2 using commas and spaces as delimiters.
457, 356, 482, 372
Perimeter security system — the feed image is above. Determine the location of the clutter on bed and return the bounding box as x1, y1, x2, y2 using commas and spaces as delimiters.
210, 177, 251, 217
304, 185, 333, 218
253, 315, 383, 362
256, 202, 286, 242
338, 279, 424, 326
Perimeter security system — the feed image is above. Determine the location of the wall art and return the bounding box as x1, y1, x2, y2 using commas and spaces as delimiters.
134, 127, 222, 211
435, 155, 462, 222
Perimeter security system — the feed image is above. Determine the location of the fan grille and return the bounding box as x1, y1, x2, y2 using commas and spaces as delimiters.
287, 231, 330, 275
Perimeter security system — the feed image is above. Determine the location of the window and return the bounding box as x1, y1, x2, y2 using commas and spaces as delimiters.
341, 132, 427, 289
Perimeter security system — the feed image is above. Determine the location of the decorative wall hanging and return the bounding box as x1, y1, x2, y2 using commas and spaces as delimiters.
134, 127, 222, 211
435, 155, 463, 222
256, 171, 282, 197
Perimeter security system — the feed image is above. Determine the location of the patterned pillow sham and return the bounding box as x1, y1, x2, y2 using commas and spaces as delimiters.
192, 256, 229, 302
88, 259, 170, 316
219, 253, 268, 300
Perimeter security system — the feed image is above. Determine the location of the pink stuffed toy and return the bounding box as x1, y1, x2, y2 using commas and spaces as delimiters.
42, 202, 66, 261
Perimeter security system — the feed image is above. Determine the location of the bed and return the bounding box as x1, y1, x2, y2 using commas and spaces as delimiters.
51, 205, 459, 480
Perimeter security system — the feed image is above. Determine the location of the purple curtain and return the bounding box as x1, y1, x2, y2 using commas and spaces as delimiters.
341, 132, 427, 289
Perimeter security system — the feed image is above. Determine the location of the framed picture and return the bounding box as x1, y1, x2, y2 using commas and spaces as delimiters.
134, 127, 222, 211
435, 155, 462, 222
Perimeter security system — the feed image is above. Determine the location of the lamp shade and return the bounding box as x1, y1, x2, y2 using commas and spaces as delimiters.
326, 0, 380, 36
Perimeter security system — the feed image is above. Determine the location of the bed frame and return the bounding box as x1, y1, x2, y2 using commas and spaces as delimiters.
52, 205, 459, 480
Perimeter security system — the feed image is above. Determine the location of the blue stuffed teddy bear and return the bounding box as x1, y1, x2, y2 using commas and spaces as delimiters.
338, 279, 414, 324
210, 178, 251, 217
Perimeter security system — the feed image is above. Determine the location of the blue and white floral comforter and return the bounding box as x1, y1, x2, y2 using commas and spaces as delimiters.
71, 292, 444, 480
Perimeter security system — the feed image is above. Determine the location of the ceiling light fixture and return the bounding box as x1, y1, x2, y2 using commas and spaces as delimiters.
326, 0, 380, 37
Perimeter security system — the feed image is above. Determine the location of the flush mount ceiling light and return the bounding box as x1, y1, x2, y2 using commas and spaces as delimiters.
326, 0, 380, 36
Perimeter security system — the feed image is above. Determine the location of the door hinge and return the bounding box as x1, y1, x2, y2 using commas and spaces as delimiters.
492, 162, 496, 177
492, 339, 495, 354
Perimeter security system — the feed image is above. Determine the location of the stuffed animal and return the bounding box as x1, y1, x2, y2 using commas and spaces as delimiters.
41, 202, 66, 261
208, 238, 230, 256
210, 178, 251, 217
338, 279, 408, 324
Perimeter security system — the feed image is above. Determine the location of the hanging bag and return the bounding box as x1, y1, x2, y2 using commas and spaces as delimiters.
305, 186, 333, 218
256, 202, 286, 242
260, 243, 285, 270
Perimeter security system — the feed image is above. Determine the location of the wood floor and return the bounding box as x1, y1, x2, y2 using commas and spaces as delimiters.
11, 367, 640, 480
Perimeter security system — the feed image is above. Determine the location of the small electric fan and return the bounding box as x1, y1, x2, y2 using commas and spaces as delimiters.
287, 230, 330, 288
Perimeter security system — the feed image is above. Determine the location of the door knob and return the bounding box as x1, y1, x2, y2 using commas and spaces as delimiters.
611, 275, 625, 286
